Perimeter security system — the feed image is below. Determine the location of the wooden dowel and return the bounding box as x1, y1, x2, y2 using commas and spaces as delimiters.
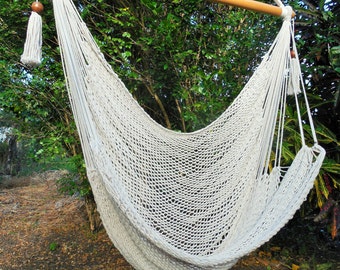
212, 0, 295, 17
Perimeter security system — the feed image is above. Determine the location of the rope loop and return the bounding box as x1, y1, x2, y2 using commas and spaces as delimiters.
273, 0, 285, 8
281, 6, 294, 20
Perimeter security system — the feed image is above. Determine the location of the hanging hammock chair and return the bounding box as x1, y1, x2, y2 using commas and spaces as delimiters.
50, 0, 325, 268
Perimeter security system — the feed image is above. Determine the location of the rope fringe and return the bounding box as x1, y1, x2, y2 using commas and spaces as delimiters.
21, 11, 42, 67
288, 57, 302, 95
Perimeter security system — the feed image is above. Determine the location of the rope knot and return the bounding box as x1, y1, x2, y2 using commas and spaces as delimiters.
281, 6, 294, 21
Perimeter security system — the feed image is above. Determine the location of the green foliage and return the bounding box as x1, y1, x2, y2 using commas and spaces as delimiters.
287, 1, 340, 223
49, 242, 58, 251
0, 0, 84, 184
291, 0, 339, 138
57, 155, 90, 197
81, 0, 279, 131
329, 46, 340, 74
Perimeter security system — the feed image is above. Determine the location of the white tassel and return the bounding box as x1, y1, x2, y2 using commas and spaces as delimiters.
288, 51, 302, 96
21, 8, 43, 67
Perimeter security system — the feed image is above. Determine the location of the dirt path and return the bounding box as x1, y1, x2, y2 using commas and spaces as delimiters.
0, 171, 133, 270
0, 171, 339, 270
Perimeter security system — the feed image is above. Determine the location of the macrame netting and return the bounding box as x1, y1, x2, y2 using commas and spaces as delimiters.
53, 0, 325, 269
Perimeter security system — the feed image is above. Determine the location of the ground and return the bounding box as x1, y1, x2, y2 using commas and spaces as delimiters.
0, 171, 339, 270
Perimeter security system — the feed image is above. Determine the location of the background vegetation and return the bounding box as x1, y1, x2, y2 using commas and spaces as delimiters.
0, 0, 339, 237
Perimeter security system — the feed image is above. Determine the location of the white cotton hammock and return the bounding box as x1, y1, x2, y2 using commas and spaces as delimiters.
51, 0, 325, 268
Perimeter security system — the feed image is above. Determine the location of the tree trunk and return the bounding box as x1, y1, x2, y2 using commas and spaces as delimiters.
84, 193, 102, 232
5, 135, 20, 175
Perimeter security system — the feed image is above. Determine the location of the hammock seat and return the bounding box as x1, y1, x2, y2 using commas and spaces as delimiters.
52, 0, 325, 268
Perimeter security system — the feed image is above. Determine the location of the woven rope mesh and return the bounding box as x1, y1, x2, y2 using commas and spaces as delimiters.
53, 0, 325, 268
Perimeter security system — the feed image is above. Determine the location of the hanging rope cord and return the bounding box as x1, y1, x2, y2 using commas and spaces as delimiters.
273, 0, 284, 8
52, 0, 326, 268
278, 0, 319, 147
274, 0, 290, 170
265, 0, 321, 170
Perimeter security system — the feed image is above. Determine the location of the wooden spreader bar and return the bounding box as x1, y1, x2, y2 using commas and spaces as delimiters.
212, 0, 295, 17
